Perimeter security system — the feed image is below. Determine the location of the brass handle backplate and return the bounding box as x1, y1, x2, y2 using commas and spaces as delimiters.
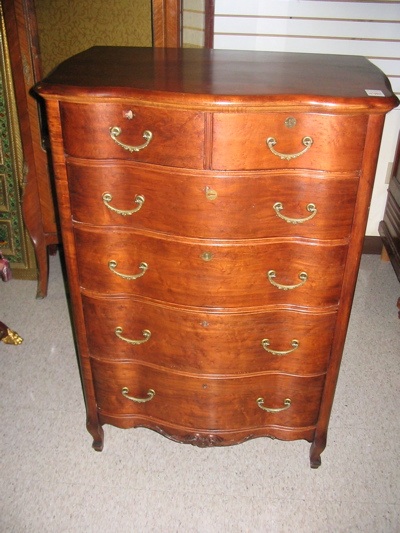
108, 260, 148, 280
273, 202, 317, 224
109, 126, 152, 152
261, 338, 299, 356
266, 136, 313, 160
257, 397, 292, 413
121, 387, 155, 403
115, 327, 151, 345
267, 270, 308, 290
102, 192, 145, 216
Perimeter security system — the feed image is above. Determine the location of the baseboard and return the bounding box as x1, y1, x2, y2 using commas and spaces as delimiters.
363, 235, 383, 255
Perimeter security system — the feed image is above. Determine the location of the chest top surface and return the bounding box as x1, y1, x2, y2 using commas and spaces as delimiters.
37, 47, 398, 111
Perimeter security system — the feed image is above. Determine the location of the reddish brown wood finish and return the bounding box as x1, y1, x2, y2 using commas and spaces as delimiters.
74, 227, 348, 308
212, 113, 368, 171
36, 48, 398, 467
91, 359, 325, 431
2, 0, 59, 297
60, 102, 205, 168
151, 0, 182, 48
67, 162, 359, 240
82, 295, 336, 375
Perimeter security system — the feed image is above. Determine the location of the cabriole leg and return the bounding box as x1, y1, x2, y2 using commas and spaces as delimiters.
87, 419, 104, 452
310, 434, 326, 469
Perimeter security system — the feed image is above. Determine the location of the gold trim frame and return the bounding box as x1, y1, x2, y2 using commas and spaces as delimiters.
0, 2, 37, 279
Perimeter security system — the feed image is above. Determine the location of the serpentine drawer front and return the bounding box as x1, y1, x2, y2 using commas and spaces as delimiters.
36, 47, 398, 468
212, 112, 368, 171
67, 161, 360, 240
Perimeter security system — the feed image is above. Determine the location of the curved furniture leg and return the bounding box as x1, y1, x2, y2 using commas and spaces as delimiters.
87, 419, 104, 452
310, 434, 326, 469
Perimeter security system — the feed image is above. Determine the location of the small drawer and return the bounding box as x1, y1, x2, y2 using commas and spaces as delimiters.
91, 359, 325, 431
74, 226, 347, 308
68, 160, 359, 240
82, 294, 336, 374
60, 102, 205, 168
212, 112, 368, 171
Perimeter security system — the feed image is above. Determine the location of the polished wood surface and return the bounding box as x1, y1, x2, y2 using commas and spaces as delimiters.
212, 113, 368, 171
82, 295, 336, 375
37, 47, 397, 111
37, 48, 398, 467
60, 102, 205, 167
151, 0, 182, 48
67, 161, 359, 240
74, 227, 348, 308
91, 359, 326, 430
2, 0, 59, 297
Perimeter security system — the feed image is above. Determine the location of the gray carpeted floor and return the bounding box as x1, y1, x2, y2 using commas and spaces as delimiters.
1, 253, 399, 532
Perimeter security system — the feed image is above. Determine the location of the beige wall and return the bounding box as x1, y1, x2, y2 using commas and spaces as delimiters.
35, 0, 152, 75
182, 0, 205, 48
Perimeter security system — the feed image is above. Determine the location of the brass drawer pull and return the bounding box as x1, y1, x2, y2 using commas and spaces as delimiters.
102, 192, 145, 215
261, 338, 299, 356
109, 126, 153, 152
266, 136, 313, 161
115, 327, 151, 345
108, 260, 148, 280
121, 387, 155, 403
273, 202, 317, 224
267, 270, 308, 290
257, 397, 291, 413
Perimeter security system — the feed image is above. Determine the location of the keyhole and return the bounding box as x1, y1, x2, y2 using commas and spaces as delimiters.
201, 252, 213, 262
204, 187, 218, 201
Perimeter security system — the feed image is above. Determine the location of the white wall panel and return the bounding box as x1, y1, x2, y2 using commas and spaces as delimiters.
214, 0, 400, 235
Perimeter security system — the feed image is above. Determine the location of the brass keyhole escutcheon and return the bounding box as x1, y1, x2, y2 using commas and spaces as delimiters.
124, 110, 135, 120
204, 187, 218, 201
285, 117, 297, 128
201, 251, 213, 262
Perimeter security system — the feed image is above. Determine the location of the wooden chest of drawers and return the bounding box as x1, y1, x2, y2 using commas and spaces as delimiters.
37, 47, 398, 467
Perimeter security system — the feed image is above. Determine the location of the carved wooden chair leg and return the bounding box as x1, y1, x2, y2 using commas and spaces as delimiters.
35, 242, 50, 299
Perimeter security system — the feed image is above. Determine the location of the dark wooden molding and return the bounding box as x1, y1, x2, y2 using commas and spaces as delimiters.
204, 0, 215, 49
363, 235, 383, 255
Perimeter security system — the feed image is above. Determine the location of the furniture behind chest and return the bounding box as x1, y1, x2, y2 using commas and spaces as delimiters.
2, 0, 61, 295
37, 47, 398, 468
380, 131, 400, 284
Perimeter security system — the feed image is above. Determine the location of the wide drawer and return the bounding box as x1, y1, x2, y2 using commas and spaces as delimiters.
60, 102, 205, 168
74, 226, 347, 308
68, 160, 359, 240
212, 112, 368, 171
91, 359, 325, 430
82, 294, 336, 374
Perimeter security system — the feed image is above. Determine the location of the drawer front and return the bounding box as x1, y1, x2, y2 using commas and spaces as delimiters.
74, 226, 347, 307
82, 294, 336, 374
60, 102, 205, 168
91, 359, 325, 430
212, 113, 368, 171
68, 160, 359, 240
